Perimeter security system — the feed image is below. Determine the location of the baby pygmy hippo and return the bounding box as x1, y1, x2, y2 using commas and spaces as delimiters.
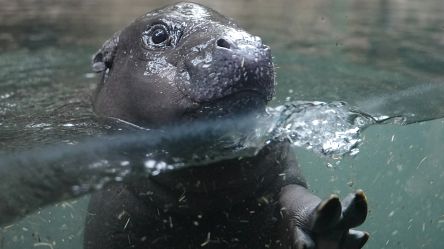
85, 2, 369, 249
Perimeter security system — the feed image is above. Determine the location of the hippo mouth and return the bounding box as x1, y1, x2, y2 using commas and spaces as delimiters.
176, 59, 275, 105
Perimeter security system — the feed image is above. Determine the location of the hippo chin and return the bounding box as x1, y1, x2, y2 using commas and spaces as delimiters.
86, 2, 369, 249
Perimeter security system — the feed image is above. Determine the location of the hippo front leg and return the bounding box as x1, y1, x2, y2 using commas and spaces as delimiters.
277, 185, 369, 249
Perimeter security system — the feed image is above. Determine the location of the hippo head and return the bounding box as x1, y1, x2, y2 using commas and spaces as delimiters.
92, 2, 275, 128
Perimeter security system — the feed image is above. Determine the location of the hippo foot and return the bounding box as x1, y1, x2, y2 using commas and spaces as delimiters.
279, 186, 369, 249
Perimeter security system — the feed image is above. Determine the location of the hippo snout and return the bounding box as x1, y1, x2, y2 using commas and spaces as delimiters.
180, 32, 275, 104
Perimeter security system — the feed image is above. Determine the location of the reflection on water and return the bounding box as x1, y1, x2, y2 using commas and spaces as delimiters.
0, 0, 444, 249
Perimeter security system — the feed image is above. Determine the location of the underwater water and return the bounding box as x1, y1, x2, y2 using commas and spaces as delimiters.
1, 0, 444, 248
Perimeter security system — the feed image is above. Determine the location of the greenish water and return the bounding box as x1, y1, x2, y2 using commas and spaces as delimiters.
299, 120, 444, 249
1, 0, 444, 248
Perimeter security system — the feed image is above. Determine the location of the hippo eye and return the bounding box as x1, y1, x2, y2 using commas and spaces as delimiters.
142, 24, 171, 49
152, 28, 168, 44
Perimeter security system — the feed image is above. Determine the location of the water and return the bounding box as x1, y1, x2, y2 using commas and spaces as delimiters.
1, 0, 444, 248
0, 100, 374, 227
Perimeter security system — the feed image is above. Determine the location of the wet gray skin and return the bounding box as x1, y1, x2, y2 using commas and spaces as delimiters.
86, 2, 369, 249
92, 2, 274, 127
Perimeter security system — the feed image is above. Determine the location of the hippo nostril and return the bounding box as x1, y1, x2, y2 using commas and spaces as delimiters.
216, 38, 231, 49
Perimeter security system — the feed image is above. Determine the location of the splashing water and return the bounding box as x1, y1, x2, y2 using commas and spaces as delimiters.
267, 101, 376, 157
1, 100, 379, 174
1, 101, 380, 175
0, 100, 380, 224
93, 101, 377, 171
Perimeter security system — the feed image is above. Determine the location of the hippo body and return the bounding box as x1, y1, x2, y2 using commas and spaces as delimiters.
85, 3, 369, 249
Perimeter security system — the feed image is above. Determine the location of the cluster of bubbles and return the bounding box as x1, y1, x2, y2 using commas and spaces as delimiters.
267, 101, 375, 157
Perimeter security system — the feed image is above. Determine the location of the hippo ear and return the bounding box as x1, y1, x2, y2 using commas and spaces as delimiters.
91, 31, 121, 73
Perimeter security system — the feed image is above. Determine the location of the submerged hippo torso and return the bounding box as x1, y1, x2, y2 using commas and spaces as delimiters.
85, 3, 369, 249
85, 142, 304, 249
